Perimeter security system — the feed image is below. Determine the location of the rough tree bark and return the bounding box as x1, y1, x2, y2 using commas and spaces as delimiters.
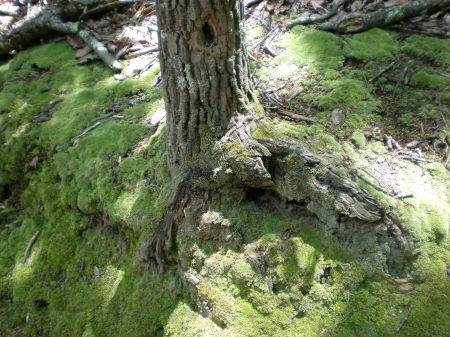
144, 0, 251, 272
143, 0, 416, 274
157, 0, 253, 175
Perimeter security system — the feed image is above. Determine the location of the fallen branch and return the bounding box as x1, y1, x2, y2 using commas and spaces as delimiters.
80, 0, 141, 20
402, 156, 432, 163
288, 0, 350, 29
369, 61, 396, 83
70, 122, 101, 145
276, 109, 317, 123
396, 305, 413, 333
319, 0, 450, 34
23, 231, 40, 264
124, 46, 158, 59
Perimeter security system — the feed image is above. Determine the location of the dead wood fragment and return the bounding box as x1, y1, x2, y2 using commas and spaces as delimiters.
23, 231, 40, 264
277, 109, 317, 123
288, 0, 350, 28
369, 61, 396, 83
394, 192, 413, 199
319, 0, 450, 34
263, 45, 276, 57
80, 0, 141, 21
396, 305, 413, 333
245, 0, 264, 9
70, 122, 101, 145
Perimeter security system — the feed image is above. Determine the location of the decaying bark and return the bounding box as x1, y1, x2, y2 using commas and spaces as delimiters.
318, 0, 450, 33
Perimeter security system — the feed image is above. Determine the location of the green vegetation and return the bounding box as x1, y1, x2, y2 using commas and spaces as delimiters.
1, 29, 449, 337
0, 42, 175, 336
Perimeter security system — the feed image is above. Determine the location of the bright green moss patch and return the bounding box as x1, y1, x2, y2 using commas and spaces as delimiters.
2, 28, 450, 337
402, 35, 450, 65
346, 28, 398, 61
272, 27, 346, 79
0, 42, 175, 336
410, 70, 450, 89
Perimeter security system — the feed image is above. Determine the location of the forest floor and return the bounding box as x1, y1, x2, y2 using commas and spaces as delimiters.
0, 3, 449, 337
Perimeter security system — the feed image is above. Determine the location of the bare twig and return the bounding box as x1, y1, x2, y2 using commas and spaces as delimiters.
277, 109, 317, 123
80, 0, 141, 20
288, 0, 350, 28
396, 305, 413, 333
23, 231, 40, 264
124, 46, 158, 59
369, 61, 396, 83
70, 122, 101, 145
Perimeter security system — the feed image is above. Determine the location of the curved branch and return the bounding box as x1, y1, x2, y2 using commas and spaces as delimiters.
319, 0, 450, 33
288, 0, 350, 29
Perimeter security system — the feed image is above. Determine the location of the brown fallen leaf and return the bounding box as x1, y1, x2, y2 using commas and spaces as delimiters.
29, 156, 39, 169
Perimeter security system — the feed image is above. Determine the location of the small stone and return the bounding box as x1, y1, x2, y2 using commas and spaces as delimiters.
329, 108, 345, 127
93, 266, 100, 278
29, 156, 39, 169
114, 74, 127, 81
149, 107, 166, 126
49, 97, 63, 106
406, 140, 421, 148
185, 272, 200, 285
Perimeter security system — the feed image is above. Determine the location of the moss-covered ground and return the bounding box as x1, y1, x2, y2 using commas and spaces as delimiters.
1, 28, 449, 337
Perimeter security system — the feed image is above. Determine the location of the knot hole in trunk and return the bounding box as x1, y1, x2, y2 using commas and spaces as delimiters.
202, 15, 217, 46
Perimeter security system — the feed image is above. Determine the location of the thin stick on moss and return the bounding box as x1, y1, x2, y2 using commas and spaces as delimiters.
23, 231, 40, 264
368, 61, 396, 83
396, 305, 413, 333
70, 122, 101, 145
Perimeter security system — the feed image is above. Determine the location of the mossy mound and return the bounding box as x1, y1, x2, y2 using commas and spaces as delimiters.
256, 27, 449, 141
0, 42, 175, 337
1, 30, 449, 337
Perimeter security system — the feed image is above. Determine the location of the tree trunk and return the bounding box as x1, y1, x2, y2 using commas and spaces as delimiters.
157, 0, 253, 177
143, 0, 265, 272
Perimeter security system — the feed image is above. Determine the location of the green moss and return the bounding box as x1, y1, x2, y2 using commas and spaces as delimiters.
351, 131, 366, 148
347, 28, 398, 61
402, 35, 450, 65
273, 28, 347, 77
410, 70, 450, 89
317, 79, 379, 116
